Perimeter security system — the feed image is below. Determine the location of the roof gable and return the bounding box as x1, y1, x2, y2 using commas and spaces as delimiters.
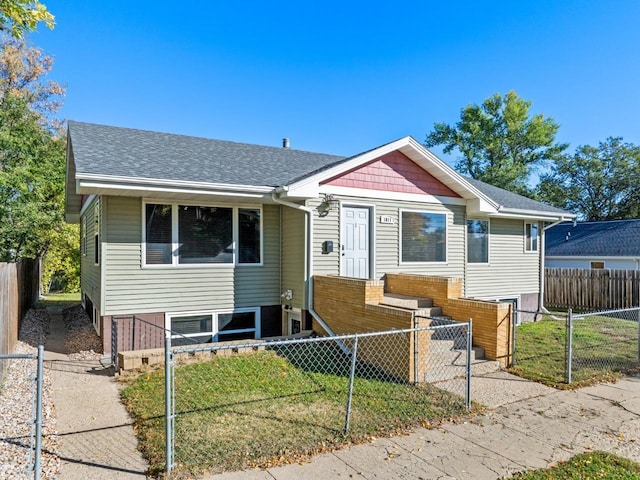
321, 151, 461, 198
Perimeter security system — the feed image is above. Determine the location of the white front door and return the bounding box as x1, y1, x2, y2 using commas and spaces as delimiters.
341, 206, 370, 279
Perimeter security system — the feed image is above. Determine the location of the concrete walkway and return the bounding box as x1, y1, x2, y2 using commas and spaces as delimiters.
44, 310, 149, 479
204, 373, 640, 480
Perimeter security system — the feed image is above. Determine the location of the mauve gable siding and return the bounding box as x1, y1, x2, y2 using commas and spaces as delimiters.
322, 151, 461, 198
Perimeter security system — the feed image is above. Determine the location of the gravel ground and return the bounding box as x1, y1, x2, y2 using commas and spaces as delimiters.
62, 305, 104, 360
0, 309, 60, 480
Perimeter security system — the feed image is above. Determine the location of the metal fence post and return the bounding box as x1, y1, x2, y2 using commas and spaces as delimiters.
465, 319, 472, 410
165, 336, 173, 473
512, 307, 517, 367
344, 335, 359, 434
413, 314, 418, 385
34, 345, 43, 480
637, 308, 640, 365
566, 308, 573, 384
111, 317, 118, 371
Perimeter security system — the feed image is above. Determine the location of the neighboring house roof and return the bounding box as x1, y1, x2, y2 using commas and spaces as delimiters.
546, 219, 640, 257
65, 121, 574, 223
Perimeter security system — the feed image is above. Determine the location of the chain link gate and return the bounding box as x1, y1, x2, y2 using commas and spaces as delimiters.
567, 307, 640, 384
511, 307, 640, 385
0, 345, 44, 480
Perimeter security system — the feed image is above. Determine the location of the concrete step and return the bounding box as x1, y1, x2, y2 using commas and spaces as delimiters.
413, 307, 443, 317
381, 293, 433, 309
423, 359, 501, 383
427, 339, 486, 363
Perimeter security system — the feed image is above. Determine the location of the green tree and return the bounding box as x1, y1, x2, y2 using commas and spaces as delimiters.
0, 34, 66, 263
42, 223, 80, 293
537, 137, 640, 221
425, 91, 567, 197
0, 0, 54, 38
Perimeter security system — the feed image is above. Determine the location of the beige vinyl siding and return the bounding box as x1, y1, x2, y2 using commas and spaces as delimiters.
308, 198, 341, 276
310, 196, 465, 281
80, 196, 101, 309
280, 206, 307, 309
103, 196, 281, 315
465, 218, 540, 298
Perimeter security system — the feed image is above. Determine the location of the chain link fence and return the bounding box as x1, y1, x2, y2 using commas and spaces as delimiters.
0, 346, 44, 480
569, 307, 640, 384
511, 307, 640, 386
120, 321, 471, 477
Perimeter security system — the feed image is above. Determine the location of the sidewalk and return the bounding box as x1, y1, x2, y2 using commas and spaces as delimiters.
44, 309, 149, 479
204, 373, 640, 480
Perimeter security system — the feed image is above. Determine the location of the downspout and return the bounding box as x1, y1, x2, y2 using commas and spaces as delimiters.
271, 191, 338, 337
539, 217, 570, 315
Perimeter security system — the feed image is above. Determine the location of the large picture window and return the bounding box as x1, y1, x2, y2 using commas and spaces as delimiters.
401, 211, 446, 263
144, 202, 262, 266
179, 206, 232, 264
167, 308, 260, 345
467, 219, 489, 263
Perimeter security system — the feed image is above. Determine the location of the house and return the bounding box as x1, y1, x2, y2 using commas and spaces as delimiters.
546, 219, 640, 270
65, 121, 574, 361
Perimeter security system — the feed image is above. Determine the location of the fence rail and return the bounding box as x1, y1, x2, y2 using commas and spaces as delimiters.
545, 268, 640, 310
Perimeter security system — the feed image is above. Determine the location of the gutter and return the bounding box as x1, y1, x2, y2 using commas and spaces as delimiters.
270, 191, 338, 338
539, 216, 573, 315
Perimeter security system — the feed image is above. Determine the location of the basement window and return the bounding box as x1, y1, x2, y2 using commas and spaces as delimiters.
166, 308, 260, 346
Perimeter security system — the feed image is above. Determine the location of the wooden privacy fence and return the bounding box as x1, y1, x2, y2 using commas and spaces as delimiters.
545, 268, 640, 310
0, 259, 40, 382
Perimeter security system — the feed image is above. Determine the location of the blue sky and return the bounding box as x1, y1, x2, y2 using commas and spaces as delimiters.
33, 1, 640, 169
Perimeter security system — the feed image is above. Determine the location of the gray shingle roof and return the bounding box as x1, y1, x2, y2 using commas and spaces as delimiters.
67, 121, 571, 218
546, 219, 640, 257
68, 121, 346, 187
464, 177, 570, 215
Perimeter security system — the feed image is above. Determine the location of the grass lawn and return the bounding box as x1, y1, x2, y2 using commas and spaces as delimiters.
509, 315, 639, 388
36, 292, 81, 309
511, 451, 640, 479
121, 349, 472, 477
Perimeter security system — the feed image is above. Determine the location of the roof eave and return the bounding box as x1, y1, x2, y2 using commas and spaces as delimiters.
488, 207, 576, 221
75, 173, 275, 201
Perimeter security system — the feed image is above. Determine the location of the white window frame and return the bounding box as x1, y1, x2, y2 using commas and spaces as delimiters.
81, 215, 87, 256
94, 199, 100, 266
466, 218, 490, 265
165, 307, 261, 342
399, 209, 448, 265
524, 221, 539, 253
142, 200, 264, 268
